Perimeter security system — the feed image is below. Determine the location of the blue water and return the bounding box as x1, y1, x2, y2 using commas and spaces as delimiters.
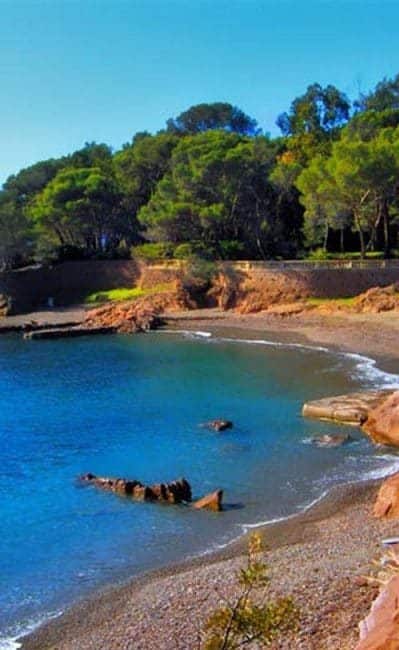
0, 330, 398, 646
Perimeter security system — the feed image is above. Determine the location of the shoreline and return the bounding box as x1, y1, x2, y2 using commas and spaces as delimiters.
3, 307, 398, 648
15, 478, 396, 650
17, 478, 399, 650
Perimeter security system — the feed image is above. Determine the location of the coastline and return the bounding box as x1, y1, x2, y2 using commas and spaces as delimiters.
7, 307, 399, 649
18, 480, 398, 650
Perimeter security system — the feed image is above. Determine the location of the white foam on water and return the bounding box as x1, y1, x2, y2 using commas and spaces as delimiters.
0, 611, 62, 650
158, 328, 399, 389
343, 351, 399, 388
204, 333, 399, 389
156, 328, 213, 339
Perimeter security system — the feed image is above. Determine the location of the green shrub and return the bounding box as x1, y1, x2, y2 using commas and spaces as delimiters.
219, 240, 245, 260
308, 247, 329, 261
202, 533, 299, 649
131, 242, 175, 261
174, 243, 196, 259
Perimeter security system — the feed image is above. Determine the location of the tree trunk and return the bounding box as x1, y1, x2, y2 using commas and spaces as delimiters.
323, 224, 329, 252
340, 228, 344, 253
382, 200, 391, 258
359, 229, 366, 259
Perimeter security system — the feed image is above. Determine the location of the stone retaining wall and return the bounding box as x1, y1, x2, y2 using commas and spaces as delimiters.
1, 259, 399, 314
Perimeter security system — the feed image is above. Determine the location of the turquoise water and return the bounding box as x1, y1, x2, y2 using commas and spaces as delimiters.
0, 330, 398, 647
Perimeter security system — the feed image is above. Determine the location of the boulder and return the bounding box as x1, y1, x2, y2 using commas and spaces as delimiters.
363, 391, 399, 447
193, 489, 223, 512
303, 390, 394, 426
203, 420, 233, 432
311, 433, 351, 447
374, 473, 399, 519
356, 575, 399, 649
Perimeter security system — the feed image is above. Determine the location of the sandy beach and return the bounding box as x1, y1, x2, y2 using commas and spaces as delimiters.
6, 307, 398, 649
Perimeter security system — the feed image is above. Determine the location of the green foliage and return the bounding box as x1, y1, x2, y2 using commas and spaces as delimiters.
173, 243, 196, 259
356, 73, 399, 112
138, 131, 295, 259
28, 166, 129, 257
85, 287, 146, 303
3, 77, 399, 267
0, 193, 33, 269
307, 247, 329, 260
166, 102, 259, 136
85, 283, 173, 304
131, 242, 175, 260
202, 534, 299, 649
307, 296, 356, 307
114, 132, 178, 227
276, 83, 350, 137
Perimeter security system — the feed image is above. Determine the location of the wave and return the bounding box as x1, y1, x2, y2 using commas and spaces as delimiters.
164, 329, 399, 389
0, 611, 62, 650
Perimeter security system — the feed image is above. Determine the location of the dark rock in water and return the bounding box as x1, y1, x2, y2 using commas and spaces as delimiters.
202, 419, 233, 432
79, 473, 192, 504
24, 325, 114, 340
193, 489, 223, 512
311, 433, 351, 448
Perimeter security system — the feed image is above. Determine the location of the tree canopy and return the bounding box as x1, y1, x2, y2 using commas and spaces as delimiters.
166, 102, 260, 136
2, 77, 399, 269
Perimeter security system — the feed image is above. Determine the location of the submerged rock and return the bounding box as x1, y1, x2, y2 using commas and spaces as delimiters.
303, 390, 394, 426
202, 419, 233, 432
311, 433, 351, 447
363, 391, 399, 447
193, 489, 223, 512
374, 472, 399, 519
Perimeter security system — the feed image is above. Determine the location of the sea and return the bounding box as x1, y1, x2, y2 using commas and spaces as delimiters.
1, 329, 398, 648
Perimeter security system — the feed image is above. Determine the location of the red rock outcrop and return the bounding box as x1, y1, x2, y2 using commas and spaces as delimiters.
80, 473, 192, 504
84, 300, 161, 334
84, 284, 194, 333
356, 575, 399, 649
374, 473, 399, 519
363, 391, 399, 446
193, 489, 223, 512
353, 284, 399, 314
303, 390, 393, 426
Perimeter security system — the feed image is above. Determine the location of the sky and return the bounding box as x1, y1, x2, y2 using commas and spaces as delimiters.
1, 0, 399, 185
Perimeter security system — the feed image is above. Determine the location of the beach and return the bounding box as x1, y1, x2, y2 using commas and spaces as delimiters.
9, 307, 398, 649
19, 480, 396, 650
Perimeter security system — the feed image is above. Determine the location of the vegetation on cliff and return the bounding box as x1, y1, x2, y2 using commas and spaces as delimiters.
2, 74, 399, 270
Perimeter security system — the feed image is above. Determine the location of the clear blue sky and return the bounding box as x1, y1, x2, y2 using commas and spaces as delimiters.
1, 0, 399, 185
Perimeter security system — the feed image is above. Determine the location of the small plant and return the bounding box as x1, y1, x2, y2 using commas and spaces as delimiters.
201, 534, 299, 649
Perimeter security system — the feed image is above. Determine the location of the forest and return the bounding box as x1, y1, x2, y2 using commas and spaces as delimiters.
2, 73, 399, 269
